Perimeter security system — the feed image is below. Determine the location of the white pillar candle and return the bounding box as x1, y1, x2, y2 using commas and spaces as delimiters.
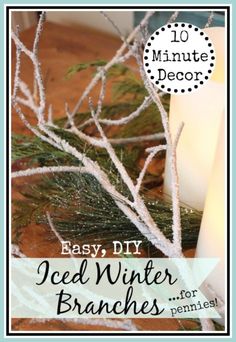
163, 27, 225, 210
195, 113, 225, 323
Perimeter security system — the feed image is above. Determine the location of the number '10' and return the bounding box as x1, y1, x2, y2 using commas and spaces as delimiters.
171, 30, 189, 42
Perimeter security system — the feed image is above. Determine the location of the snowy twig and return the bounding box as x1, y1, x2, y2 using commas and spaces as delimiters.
167, 11, 179, 23
135, 144, 166, 197
12, 13, 46, 123
12, 100, 61, 150
32, 12, 45, 100
200, 318, 215, 331
47, 104, 54, 126
46, 211, 75, 258
11, 165, 88, 179
78, 90, 164, 130
11, 244, 26, 258
96, 70, 107, 118
129, 39, 183, 256
16, 80, 39, 114
108, 132, 165, 144
78, 95, 152, 129
12, 25, 21, 100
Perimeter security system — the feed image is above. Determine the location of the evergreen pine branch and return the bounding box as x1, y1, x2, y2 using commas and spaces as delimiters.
12, 172, 202, 253
65, 60, 107, 79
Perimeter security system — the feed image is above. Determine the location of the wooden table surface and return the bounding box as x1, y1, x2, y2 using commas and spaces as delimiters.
12, 21, 123, 132
11, 21, 196, 332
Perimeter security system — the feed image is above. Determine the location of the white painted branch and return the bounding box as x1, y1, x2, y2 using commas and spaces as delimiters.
15, 95, 38, 114
33, 12, 45, 54
95, 70, 106, 118
90, 101, 137, 197
46, 211, 66, 243
146, 84, 182, 254
99, 96, 152, 126
108, 132, 165, 145
135, 144, 166, 197
47, 104, 54, 126
11, 165, 88, 179
16, 79, 39, 114
11, 244, 26, 258
78, 91, 164, 130
116, 201, 173, 256
167, 11, 179, 23
12, 25, 21, 100
32, 12, 45, 100
131, 44, 183, 255
171, 122, 184, 249
12, 24, 45, 123
31, 12, 46, 121
12, 100, 61, 150
200, 318, 215, 331
46, 211, 78, 262
78, 96, 152, 129
173, 122, 184, 148
72, 124, 165, 147
69, 125, 106, 148
11, 32, 34, 62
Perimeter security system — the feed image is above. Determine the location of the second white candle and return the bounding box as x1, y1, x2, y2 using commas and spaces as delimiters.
163, 27, 225, 211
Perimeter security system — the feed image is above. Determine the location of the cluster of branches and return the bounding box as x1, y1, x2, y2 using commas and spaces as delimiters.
11, 11, 216, 331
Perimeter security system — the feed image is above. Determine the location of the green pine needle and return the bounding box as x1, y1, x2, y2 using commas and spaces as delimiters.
12, 172, 202, 254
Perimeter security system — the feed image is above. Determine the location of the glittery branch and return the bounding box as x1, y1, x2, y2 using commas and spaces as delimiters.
11, 165, 88, 179
78, 96, 153, 129
135, 144, 167, 197
12, 25, 21, 100
108, 132, 165, 144
167, 11, 179, 24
